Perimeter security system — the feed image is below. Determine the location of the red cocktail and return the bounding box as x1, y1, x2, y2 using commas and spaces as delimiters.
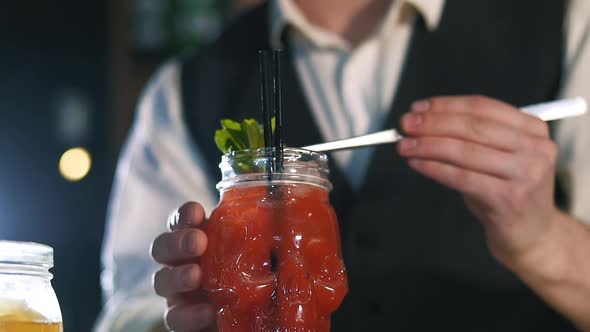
201, 148, 348, 331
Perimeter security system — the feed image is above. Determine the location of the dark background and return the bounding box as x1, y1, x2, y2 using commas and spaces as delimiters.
1, 2, 109, 331
0, 1, 261, 331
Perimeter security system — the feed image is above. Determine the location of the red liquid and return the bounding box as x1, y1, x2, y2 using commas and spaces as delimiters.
202, 183, 348, 331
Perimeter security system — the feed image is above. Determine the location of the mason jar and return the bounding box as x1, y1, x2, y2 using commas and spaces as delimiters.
201, 148, 348, 331
0, 241, 63, 331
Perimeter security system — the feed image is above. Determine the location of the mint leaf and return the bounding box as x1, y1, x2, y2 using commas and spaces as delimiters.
241, 119, 263, 148
215, 129, 238, 154
215, 117, 281, 174
219, 119, 241, 131
220, 119, 249, 150
215, 117, 277, 154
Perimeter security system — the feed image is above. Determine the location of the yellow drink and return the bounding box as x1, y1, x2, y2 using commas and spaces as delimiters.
0, 300, 62, 332
0, 321, 62, 332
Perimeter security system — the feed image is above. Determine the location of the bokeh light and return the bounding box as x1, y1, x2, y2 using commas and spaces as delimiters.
59, 147, 92, 181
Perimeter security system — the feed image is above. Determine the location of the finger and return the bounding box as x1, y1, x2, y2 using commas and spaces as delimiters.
167, 290, 209, 307
406, 157, 505, 201
168, 202, 207, 231
153, 264, 202, 298
151, 228, 208, 265
411, 96, 549, 137
165, 303, 215, 332
398, 137, 521, 180
401, 111, 545, 153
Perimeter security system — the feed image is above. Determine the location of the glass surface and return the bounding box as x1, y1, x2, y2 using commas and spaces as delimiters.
0, 241, 53, 268
0, 241, 63, 332
201, 148, 348, 331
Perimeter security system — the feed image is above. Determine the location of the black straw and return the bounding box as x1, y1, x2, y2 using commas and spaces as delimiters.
272, 50, 284, 172
259, 50, 274, 173
259, 49, 285, 174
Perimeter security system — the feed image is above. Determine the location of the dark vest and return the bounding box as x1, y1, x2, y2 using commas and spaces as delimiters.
181, 1, 576, 331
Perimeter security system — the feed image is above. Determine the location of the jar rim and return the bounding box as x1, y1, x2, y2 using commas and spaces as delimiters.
217, 147, 332, 191
223, 147, 327, 161
0, 241, 53, 268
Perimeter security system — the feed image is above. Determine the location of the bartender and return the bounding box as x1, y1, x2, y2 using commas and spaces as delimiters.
95, 0, 590, 331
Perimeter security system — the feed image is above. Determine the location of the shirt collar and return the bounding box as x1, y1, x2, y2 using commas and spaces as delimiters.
409, 0, 446, 31
269, 0, 446, 49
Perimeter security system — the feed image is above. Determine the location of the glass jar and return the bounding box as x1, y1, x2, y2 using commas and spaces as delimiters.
201, 148, 348, 331
0, 241, 63, 332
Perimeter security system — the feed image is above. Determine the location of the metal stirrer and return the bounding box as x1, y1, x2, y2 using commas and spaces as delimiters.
303, 97, 587, 153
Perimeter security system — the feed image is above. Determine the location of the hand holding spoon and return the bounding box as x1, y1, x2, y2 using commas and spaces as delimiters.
303, 97, 587, 153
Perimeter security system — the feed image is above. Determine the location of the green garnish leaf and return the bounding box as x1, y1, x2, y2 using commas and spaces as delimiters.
220, 119, 249, 151
215, 128, 239, 154
215, 118, 277, 173
215, 118, 276, 154
241, 119, 264, 149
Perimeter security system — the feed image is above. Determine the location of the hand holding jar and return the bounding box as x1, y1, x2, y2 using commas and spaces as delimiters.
151, 148, 348, 332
